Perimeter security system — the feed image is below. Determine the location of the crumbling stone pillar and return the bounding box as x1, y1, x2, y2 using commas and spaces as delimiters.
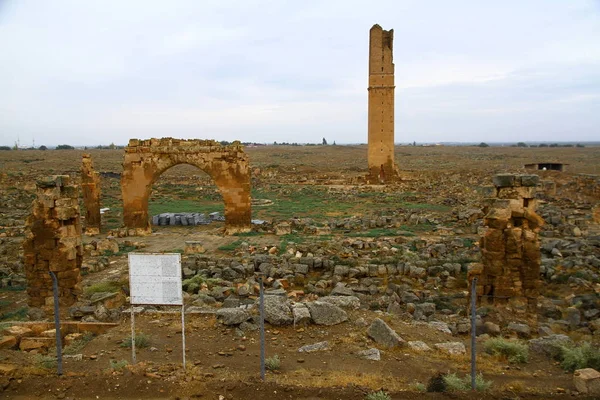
477, 174, 544, 316
367, 24, 400, 183
81, 154, 101, 235
23, 175, 83, 308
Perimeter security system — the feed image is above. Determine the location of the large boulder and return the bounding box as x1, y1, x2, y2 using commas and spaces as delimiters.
306, 301, 348, 326
292, 304, 311, 327
96, 239, 119, 254
318, 296, 360, 310
367, 318, 405, 348
262, 295, 293, 325
216, 308, 250, 325
529, 334, 573, 358
573, 368, 600, 395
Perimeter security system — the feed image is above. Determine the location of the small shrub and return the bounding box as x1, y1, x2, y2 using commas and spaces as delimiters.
55, 144, 75, 150
559, 342, 600, 372
120, 332, 150, 348
63, 332, 94, 355
411, 382, 426, 392
265, 354, 280, 371
218, 240, 243, 251
84, 281, 122, 295
109, 359, 128, 371
365, 390, 391, 400
443, 373, 491, 392
483, 337, 529, 363
35, 354, 58, 369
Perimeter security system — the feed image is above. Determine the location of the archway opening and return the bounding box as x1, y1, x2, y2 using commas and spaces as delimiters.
148, 164, 225, 228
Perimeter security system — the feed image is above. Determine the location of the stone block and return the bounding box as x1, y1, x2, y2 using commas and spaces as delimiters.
519, 175, 539, 187
493, 174, 516, 188
0, 336, 17, 350
573, 368, 600, 395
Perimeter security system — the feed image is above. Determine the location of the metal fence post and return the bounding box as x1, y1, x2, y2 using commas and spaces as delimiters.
48, 271, 63, 376
258, 275, 265, 381
470, 277, 478, 391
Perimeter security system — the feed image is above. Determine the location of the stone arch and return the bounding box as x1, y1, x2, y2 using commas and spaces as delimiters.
121, 138, 251, 235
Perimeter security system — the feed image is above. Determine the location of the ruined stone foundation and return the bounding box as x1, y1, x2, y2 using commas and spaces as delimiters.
81, 154, 101, 235
477, 174, 544, 317
23, 175, 83, 308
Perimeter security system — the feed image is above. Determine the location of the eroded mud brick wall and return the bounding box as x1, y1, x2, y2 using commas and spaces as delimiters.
23, 175, 83, 307
121, 138, 251, 235
367, 24, 399, 183
81, 154, 101, 235
478, 174, 544, 314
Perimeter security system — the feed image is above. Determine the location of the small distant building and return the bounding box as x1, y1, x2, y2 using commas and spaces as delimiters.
524, 162, 568, 172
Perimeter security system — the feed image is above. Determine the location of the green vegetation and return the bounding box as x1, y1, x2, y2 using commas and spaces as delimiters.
56, 144, 75, 150
63, 332, 95, 355
233, 231, 262, 237
109, 359, 129, 371
35, 354, 58, 369
265, 354, 281, 371
483, 338, 529, 363
0, 285, 26, 292
120, 332, 150, 348
0, 146, 11, 151
558, 342, 600, 372
84, 281, 122, 295
443, 373, 492, 392
0, 306, 28, 321
347, 228, 416, 238
365, 390, 391, 400
217, 240, 243, 251
149, 198, 224, 216
478, 142, 489, 147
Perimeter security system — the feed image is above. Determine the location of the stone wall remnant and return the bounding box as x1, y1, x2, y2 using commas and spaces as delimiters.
367, 24, 400, 183
121, 138, 251, 235
81, 154, 101, 235
475, 174, 544, 316
23, 175, 83, 308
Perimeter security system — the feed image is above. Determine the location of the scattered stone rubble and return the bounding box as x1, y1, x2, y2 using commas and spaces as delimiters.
22, 175, 83, 308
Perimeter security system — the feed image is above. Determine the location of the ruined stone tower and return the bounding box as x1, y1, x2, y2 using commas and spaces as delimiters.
368, 24, 399, 183
476, 174, 544, 321
81, 154, 101, 235
23, 175, 83, 308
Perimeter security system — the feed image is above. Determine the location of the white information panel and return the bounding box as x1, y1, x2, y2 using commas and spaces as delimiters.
128, 253, 182, 305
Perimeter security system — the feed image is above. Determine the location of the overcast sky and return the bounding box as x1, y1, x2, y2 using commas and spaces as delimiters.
1, 0, 599, 147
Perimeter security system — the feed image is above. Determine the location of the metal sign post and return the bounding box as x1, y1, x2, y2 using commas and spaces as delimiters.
48, 271, 63, 376
128, 253, 185, 370
470, 277, 478, 391
258, 275, 265, 381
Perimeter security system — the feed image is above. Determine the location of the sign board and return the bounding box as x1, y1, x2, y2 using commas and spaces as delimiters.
128, 253, 182, 305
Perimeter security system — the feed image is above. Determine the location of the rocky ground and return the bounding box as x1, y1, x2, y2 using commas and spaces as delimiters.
0, 145, 599, 399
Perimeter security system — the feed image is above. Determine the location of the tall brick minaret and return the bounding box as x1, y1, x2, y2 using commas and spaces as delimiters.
368, 24, 399, 183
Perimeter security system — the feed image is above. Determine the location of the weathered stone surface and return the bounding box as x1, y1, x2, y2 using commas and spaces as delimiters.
121, 139, 251, 235
408, 341, 432, 352
292, 304, 311, 327
298, 341, 330, 353
96, 239, 119, 254
367, 318, 405, 348
306, 301, 348, 326
2, 325, 33, 339
357, 348, 381, 360
0, 336, 17, 350
529, 334, 573, 358
318, 296, 360, 310
476, 173, 543, 317
81, 154, 101, 235
507, 322, 531, 338
573, 368, 600, 395
216, 308, 250, 325
262, 295, 293, 325
367, 24, 400, 183
434, 342, 466, 355
23, 175, 82, 308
